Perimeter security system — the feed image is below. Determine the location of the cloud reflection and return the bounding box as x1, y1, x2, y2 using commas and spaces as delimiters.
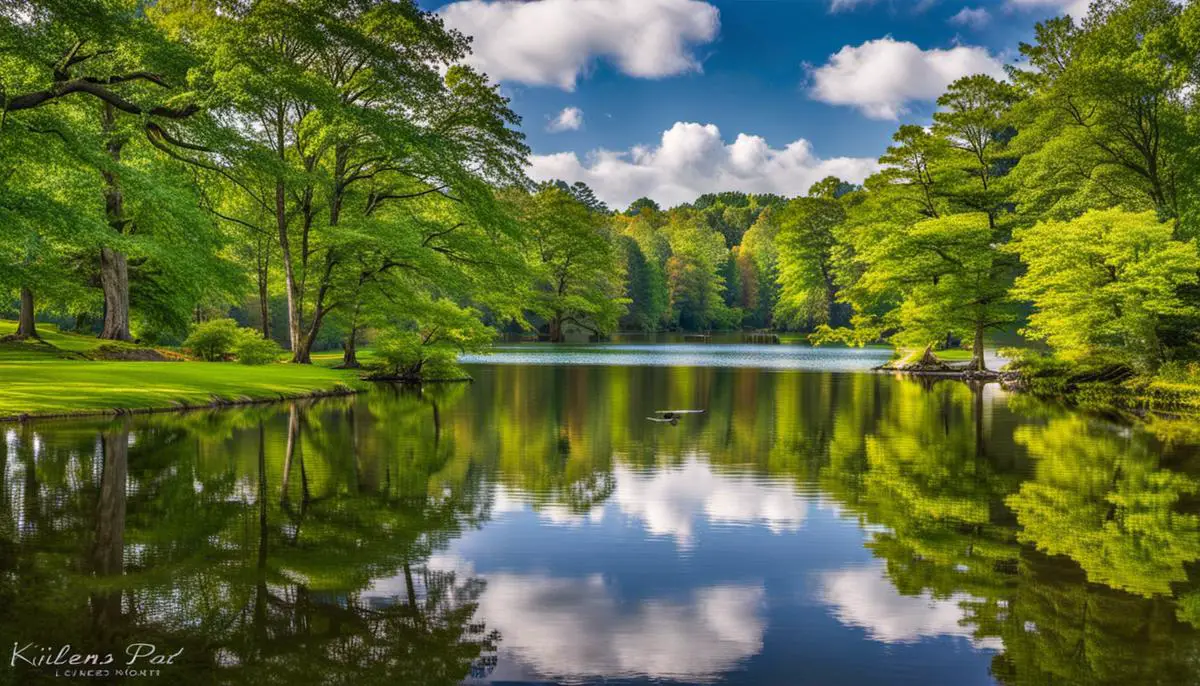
482, 572, 764, 680
614, 457, 809, 547
404, 554, 765, 682
818, 563, 1003, 649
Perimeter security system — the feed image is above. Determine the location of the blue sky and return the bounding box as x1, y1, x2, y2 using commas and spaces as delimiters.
424, 0, 1086, 208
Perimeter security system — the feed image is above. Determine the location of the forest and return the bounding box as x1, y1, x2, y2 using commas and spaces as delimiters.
3, 0, 1200, 380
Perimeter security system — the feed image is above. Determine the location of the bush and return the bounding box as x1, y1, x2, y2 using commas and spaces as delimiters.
371, 331, 468, 381
233, 330, 283, 365
183, 319, 240, 361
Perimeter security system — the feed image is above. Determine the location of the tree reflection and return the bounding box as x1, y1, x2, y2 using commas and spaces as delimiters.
4, 367, 1200, 685
0, 394, 496, 685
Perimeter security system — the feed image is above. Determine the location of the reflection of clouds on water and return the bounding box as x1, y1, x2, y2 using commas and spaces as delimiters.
428, 554, 765, 681
818, 563, 1003, 650
614, 457, 808, 547
491, 484, 605, 526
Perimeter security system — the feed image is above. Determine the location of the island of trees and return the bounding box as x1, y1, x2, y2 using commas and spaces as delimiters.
3, 0, 1199, 391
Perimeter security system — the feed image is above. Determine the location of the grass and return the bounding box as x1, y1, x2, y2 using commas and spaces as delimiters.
0, 321, 366, 420
888, 346, 974, 367
310, 348, 379, 367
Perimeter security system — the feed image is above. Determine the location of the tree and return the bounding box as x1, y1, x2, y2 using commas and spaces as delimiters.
738, 207, 781, 328
933, 74, 1019, 230
618, 235, 668, 332
774, 194, 847, 330
1008, 2, 1192, 229
1009, 208, 1200, 366
168, 0, 528, 362
550, 179, 610, 214
522, 186, 626, 341
662, 212, 732, 331
848, 213, 1017, 370
625, 197, 661, 216
1, 0, 220, 341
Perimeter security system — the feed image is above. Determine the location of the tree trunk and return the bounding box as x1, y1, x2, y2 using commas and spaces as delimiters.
258, 239, 271, 339
99, 246, 132, 341
549, 311, 564, 343
277, 180, 303, 359
99, 105, 133, 341
293, 321, 317, 364
967, 323, 987, 372
16, 286, 37, 339
342, 329, 360, 369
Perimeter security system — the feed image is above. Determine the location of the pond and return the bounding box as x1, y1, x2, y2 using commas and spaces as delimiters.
3, 345, 1200, 685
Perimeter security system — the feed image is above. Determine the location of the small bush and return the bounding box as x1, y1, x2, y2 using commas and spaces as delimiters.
183, 319, 240, 361
233, 330, 283, 365
371, 331, 468, 381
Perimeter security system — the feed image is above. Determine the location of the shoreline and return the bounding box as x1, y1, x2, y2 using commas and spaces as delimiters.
0, 385, 365, 424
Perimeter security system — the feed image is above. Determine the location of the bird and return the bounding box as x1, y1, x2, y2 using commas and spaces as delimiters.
650, 409, 705, 421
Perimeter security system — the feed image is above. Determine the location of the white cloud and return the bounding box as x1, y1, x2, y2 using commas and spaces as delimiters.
530, 122, 879, 209
807, 37, 1005, 119
439, 0, 720, 90
547, 106, 584, 132
612, 457, 810, 548
949, 6, 991, 28
819, 563, 1004, 649
829, 0, 873, 11
1007, 0, 1092, 19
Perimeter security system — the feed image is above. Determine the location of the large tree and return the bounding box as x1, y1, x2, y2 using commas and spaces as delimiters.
522, 186, 626, 341
2, 0, 218, 340
165, 0, 528, 362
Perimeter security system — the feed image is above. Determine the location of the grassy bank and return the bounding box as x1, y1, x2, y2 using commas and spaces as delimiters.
1004, 353, 1200, 418
0, 322, 366, 421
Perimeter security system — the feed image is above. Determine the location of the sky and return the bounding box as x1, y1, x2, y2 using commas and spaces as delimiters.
422, 0, 1089, 210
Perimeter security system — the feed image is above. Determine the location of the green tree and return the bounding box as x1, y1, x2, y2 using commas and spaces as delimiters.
522, 187, 627, 341
774, 192, 847, 330
1009, 208, 1200, 365
1009, 1, 1192, 228
167, 0, 527, 362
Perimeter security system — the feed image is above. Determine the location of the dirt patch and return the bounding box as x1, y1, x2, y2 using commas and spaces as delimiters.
88, 344, 186, 362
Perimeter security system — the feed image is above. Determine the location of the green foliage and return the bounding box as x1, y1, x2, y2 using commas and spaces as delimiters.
521, 187, 627, 340
1010, 209, 1200, 366
774, 196, 846, 329
183, 319, 240, 361
662, 212, 735, 330
371, 298, 492, 381
232, 330, 283, 365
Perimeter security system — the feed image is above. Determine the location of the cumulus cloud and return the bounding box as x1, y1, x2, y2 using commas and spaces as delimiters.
438, 0, 720, 90
949, 6, 991, 28
807, 37, 1005, 119
819, 563, 1004, 648
612, 457, 811, 548
547, 106, 584, 132
530, 122, 879, 210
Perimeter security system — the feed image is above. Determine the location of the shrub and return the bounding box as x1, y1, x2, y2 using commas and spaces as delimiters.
183, 319, 240, 361
371, 331, 468, 381
233, 330, 283, 365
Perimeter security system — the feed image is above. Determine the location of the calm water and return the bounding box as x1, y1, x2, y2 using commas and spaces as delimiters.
3, 345, 1200, 685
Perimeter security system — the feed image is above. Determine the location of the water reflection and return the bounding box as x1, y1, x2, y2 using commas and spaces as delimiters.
1, 362, 1200, 685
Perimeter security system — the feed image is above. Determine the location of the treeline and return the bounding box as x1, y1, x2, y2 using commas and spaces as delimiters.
567, 0, 1200, 374
4, 0, 1200, 376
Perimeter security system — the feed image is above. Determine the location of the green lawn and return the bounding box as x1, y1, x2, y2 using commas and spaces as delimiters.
0, 321, 366, 419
